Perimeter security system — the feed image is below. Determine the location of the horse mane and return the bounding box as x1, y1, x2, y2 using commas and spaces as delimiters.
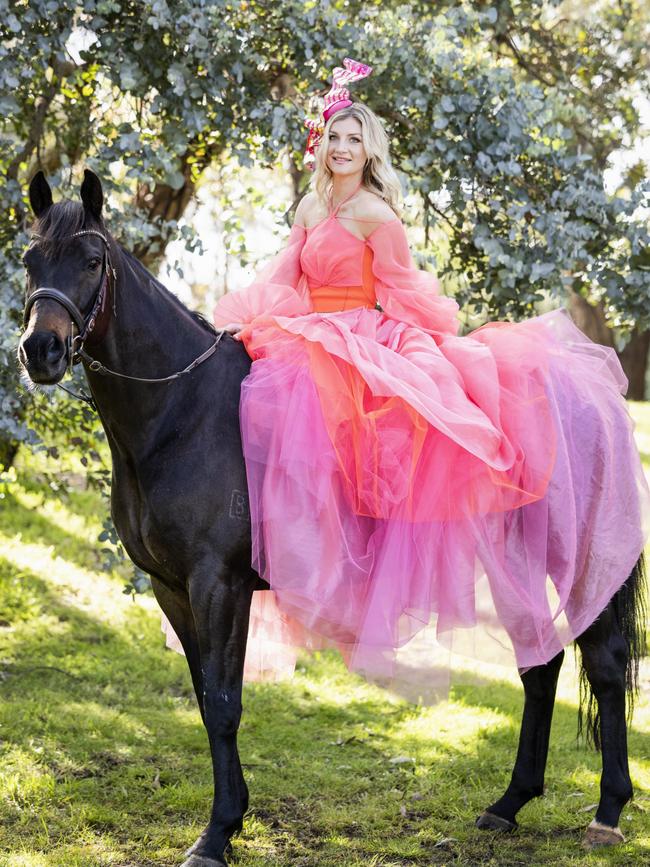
31, 201, 217, 337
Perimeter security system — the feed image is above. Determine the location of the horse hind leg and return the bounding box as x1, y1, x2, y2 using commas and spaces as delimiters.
575, 554, 647, 850
476, 649, 564, 832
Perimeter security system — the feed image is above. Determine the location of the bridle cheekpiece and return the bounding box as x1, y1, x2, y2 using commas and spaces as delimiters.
23, 228, 116, 368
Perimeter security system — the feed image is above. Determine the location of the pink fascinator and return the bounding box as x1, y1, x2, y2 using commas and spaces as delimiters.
304, 57, 373, 169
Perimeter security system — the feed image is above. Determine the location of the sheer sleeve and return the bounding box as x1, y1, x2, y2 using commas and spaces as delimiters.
368, 220, 459, 336
213, 224, 311, 328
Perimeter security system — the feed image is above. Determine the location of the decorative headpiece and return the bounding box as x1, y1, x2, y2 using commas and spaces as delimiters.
304, 57, 373, 169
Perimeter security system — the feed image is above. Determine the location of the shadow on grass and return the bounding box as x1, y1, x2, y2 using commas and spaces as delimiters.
2, 553, 649, 867
0, 493, 104, 572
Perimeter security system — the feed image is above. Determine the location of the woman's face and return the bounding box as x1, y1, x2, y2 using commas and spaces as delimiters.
327, 117, 366, 178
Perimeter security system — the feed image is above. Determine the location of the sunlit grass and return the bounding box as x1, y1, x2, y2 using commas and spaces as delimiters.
0, 404, 648, 865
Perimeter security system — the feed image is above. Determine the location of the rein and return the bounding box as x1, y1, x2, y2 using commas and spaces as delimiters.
23, 229, 224, 399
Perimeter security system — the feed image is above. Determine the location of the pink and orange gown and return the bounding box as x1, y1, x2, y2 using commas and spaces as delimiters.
166, 199, 649, 681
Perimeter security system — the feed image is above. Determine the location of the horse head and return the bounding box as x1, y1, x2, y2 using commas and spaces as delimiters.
19, 169, 114, 384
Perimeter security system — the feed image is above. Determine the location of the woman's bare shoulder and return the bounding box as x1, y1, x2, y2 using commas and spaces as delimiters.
352, 190, 397, 224
342, 190, 399, 238
349, 190, 397, 238
294, 192, 325, 228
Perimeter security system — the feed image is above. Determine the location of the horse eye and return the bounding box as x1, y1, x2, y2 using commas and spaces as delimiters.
88, 258, 102, 270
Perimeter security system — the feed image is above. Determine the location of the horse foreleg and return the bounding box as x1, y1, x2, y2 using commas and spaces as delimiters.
181, 565, 254, 867
477, 649, 564, 832
575, 604, 631, 849
151, 577, 205, 719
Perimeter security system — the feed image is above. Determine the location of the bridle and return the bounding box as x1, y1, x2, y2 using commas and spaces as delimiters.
23, 229, 224, 396
23, 229, 116, 367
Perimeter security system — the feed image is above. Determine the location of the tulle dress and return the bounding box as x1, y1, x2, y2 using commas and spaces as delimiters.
164, 192, 649, 682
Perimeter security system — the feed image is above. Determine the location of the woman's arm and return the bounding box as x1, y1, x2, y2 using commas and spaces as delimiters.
367, 219, 459, 336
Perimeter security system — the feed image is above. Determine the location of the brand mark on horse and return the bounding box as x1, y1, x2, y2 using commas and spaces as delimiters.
229, 490, 250, 521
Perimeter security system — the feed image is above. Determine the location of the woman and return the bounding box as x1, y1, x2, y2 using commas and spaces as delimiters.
170, 63, 648, 681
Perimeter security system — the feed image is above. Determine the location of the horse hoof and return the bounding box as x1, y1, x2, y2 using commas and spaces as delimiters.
475, 810, 517, 833
180, 855, 227, 867
582, 820, 625, 850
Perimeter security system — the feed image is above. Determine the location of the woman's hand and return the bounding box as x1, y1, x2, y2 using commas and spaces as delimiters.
222, 322, 245, 339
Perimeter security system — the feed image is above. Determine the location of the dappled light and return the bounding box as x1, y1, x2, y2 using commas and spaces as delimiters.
1, 427, 649, 865
2, 5, 650, 863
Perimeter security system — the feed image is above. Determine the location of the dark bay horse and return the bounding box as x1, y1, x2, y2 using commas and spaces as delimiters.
18, 170, 647, 865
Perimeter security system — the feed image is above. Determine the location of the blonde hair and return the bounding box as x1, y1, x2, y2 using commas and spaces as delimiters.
312, 103, 402, 215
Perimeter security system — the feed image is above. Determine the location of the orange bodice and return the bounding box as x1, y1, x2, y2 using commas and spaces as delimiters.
309, 244, 377, 313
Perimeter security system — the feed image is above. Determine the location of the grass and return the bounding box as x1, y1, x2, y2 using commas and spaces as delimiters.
0, 405, 649, 866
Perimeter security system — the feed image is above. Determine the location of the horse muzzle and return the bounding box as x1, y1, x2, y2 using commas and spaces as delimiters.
18, 329, 69, 384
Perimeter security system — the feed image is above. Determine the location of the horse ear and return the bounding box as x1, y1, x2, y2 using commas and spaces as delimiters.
80, 169, 103, 220
29, 171, 53, 218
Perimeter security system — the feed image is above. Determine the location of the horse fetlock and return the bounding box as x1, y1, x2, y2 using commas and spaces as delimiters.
582, 820, 625, 850
484, 784, 541, 823
188, 829, 234, 867
508, 780, 545, 802
184, 829, 209, 858
594, 792, 632, 830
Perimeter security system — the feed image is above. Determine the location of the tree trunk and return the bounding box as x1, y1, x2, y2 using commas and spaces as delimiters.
132, 139, 226, 271
567, 293, 615, 348
0, 436, 19, 472
567, 294, 648, 400
619, 329, 650, 400
133, 160, 196, 271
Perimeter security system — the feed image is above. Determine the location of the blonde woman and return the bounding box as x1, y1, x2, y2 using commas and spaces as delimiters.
210, 60, 647, 688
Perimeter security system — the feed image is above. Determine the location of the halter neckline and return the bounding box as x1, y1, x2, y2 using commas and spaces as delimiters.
329, 181, 363, 216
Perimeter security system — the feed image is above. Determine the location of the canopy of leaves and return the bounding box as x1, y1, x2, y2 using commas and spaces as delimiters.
1, 0, 649, 454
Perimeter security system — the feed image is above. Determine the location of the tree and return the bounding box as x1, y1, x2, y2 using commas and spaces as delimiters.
2, 0, 649, 476
484, 0, 650, 397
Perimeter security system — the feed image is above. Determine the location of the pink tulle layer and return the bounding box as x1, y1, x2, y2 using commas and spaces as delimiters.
164, 309, 649, 681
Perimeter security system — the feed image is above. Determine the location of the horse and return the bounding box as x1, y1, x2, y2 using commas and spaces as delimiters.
18, 170, 647, 865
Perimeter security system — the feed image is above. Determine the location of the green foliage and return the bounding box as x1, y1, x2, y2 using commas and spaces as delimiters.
1, 1, 649, 453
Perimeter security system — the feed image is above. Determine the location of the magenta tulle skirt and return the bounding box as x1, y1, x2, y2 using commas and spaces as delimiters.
164, 309, 648, 681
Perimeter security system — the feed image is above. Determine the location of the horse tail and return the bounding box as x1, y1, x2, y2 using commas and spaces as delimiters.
577, 552, 647, 749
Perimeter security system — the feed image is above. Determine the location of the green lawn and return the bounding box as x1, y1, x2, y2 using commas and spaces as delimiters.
0, 405, 649, 867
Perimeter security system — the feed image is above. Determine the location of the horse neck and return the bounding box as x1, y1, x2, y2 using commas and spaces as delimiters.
85, 245, 216, 452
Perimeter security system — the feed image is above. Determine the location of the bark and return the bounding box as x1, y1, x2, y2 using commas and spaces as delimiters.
619, 329, 650, 401
567, 293, 615, 348
132, 135, 228, 270
133, 158, 196, 271
0, 436, 19, 472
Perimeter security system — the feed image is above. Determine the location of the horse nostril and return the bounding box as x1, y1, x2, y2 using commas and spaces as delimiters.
45, 334, 65, 365
18, 331, 67, 383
